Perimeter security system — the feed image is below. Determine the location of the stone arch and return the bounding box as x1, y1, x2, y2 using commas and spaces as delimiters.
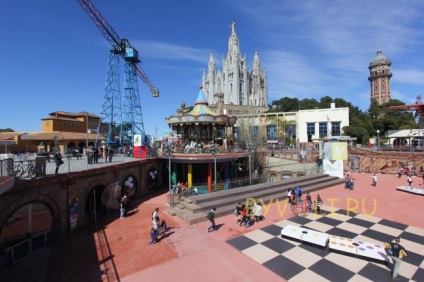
78, 179, 109, 224
67, 141, 76, 150
84, 184, 108, 220
0, 193, 61, 251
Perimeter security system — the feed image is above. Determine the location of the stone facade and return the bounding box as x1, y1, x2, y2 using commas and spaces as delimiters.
0, 159, 163, 250
202, 23, 268, 115
368, 49, 392, 105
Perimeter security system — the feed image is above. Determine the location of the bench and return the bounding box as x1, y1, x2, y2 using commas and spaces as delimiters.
329, 235, 388, 263
281, 226, 389, 264
281, 225, 329, 247
396, 186, 424, 195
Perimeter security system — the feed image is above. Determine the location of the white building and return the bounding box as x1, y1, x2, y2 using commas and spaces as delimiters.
234, 103, 349, 144
202, 23, 268, 109
298, 103, 350, 142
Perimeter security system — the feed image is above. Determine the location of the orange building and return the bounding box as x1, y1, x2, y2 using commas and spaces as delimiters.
0, 111, 103, 154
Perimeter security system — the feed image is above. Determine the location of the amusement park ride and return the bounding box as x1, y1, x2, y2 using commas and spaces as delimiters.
77, 0, 159, 146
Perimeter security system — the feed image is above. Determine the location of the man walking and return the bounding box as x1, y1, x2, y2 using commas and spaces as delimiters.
372, 173, 377, 186
385, 237, 407, 280
206, 208, 217, 233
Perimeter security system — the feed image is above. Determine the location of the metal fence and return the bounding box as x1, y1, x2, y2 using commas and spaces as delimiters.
0, 158, 14, 179
3, 231, 51, 265
9, 153, 136, 179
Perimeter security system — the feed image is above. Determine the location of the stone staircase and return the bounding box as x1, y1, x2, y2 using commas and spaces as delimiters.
169, 174, 344, 224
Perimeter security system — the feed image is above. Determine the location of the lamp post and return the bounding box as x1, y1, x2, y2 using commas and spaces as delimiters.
376, 130, 380, 151
246, 142, 254, 185
164, 143, 174, 206
319, 141, 325, 172
211, 142, 219, 191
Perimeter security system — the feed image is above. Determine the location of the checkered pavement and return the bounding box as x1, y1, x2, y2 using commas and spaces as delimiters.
227, 207, 424, 281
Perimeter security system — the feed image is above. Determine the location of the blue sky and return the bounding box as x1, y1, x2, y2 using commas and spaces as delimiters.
1, 0, 423, 137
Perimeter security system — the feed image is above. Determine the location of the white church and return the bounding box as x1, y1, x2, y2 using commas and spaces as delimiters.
202, 23, 268, 110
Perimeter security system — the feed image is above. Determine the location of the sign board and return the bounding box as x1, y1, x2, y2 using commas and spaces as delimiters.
133, 134, 142, 146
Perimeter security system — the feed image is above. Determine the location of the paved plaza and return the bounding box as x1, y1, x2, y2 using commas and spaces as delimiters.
1, 171, 423, 282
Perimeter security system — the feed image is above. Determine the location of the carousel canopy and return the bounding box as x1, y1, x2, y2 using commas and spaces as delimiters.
165, 87, 237, 126
187, 88, 218, 116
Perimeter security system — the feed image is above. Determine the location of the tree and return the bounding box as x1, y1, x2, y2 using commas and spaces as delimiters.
342, 126, 369, 145
368, 99, 416, 136
0, 128, 15, 132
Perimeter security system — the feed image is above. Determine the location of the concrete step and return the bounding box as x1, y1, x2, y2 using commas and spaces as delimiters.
189, 176, 341, 214
171, 174, 344, 225
191, 174, 329, 205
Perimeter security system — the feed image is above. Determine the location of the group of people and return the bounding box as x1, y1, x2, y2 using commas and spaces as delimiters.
171, 182, 198, 198
287, 187, 323, 214
149, 208, 168, 244
87, 145, 114, 164
344, 174, 355, 190
233, 201, 264, 228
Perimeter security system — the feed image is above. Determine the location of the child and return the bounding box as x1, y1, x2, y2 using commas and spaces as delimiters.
314, 194, 323, 214
149, 227, 157, 245
160, 220, 168, 237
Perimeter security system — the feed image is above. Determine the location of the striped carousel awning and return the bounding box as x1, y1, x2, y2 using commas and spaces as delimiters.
188, 88, 217, 116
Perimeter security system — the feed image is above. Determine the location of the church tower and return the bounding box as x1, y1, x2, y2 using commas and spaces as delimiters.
368, 49, 392, 105
202, 23, 267, 109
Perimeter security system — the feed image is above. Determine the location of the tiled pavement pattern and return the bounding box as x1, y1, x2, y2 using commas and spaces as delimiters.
227, 206, 424, 282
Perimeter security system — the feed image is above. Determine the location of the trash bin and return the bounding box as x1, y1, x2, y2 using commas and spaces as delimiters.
35, 157, 47, 176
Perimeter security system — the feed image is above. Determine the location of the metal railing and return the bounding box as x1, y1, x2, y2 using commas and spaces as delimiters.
4, 231, 51, 264
0, 158, 14, 179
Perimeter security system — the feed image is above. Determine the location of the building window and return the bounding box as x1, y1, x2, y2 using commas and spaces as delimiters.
267, 125, 277, 140
45, 121, 49, 126
252, 126, 259, 138
319, 122, 327, 138
307, 123, 315, 142
331, 122, 341, 136
234, 127, 239, 139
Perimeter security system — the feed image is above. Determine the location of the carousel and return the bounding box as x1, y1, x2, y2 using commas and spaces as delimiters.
163, 87, 248, 197
165, 87, 237, 153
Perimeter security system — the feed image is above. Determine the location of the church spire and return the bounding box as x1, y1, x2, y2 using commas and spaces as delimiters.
208, 52, 216, 73
253, 49, 261, 73
228, 21, 240, 59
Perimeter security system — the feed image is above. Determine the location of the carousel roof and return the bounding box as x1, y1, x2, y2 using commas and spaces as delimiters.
165, 87, 237, 126
187, 88, 218, 116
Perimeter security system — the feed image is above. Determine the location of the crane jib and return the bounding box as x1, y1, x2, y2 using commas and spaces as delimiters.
77, 0, 159, 97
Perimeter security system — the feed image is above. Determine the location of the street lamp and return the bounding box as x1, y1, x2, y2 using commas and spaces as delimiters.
376, 130, 380, 151
164, 143, 174, 206
211, 142, 219, 191
246, 142, 254, 185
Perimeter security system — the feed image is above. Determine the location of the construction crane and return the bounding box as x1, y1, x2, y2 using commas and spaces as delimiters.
77, 0, 159, 146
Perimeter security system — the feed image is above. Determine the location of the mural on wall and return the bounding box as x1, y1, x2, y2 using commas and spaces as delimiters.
123, 176, 137, 196
147, 169, 158, 190
323, 159, 344, 178
347, 147, 424, 174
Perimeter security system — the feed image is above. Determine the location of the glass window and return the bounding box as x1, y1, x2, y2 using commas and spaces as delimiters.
252, 126, 259, 138
332, 122, 341, 136
319, 122, 327, 138
307, 123, 315, 135
1, 202, 53, 249
267, 125, 277, 140
233, 127, 239, 139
